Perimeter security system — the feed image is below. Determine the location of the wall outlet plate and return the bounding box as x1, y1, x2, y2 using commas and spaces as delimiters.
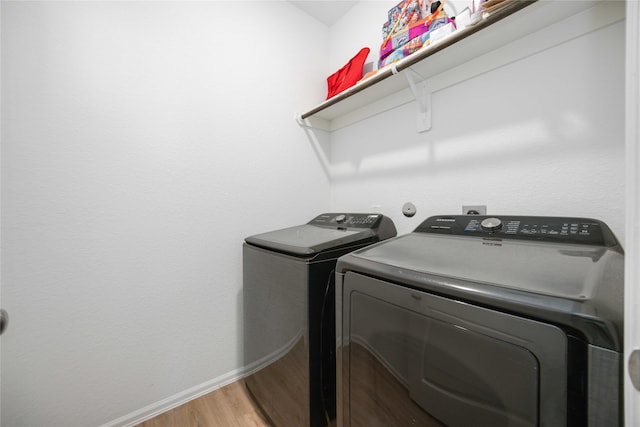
462, 205, 487, 215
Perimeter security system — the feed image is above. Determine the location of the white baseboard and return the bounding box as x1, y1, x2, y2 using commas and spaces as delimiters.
100, 332, 304, 427
100, 367, 248, 427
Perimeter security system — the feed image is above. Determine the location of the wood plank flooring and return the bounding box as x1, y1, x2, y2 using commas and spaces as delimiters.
136, 340, 439, 426
135, 381, 272, 427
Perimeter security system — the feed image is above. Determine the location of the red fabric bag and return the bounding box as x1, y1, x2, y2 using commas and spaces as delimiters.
326, 47, 370, 99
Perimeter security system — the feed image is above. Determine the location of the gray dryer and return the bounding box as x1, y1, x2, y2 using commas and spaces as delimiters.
336, 215, 623, 427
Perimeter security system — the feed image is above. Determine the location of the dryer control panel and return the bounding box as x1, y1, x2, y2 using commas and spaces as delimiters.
415, 215, 619, 247
310, 213, 385, 229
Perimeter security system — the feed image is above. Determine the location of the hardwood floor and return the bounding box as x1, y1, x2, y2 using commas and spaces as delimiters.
135, 380, 272, 427
136, 337, 306, 427
137, 340, 441, 426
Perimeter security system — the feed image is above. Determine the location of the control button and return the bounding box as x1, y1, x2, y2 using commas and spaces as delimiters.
481, 217, 503, 233
335, 214, 347, 224
464, 219, 481, 232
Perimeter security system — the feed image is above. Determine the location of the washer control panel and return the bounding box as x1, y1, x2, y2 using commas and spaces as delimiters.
416, 215, 617, 246
309, 213, 383, 229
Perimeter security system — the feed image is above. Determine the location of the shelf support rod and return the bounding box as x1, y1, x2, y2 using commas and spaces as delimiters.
295, 113, 330, 132
404, 68, 431, 132
296, 115, 315, 130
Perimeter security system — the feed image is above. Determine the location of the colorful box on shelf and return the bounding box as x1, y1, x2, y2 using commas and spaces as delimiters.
379, 16, 454, 67
381, 17, 431, 60
385, 0, 426, 37
379, 1, 453, 65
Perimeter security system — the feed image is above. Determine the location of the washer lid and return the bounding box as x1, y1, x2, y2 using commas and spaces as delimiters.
245, 213, 396, 257
246, 224, 367, 256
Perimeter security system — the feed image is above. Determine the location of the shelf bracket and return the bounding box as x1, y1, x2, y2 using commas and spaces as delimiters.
404, 69, 431, 133
295, 113, 330, 132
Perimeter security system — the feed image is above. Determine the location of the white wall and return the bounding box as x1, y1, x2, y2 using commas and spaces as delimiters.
328, 1, 626, 244
0, 0, 628, 426
1, 2, 330, 426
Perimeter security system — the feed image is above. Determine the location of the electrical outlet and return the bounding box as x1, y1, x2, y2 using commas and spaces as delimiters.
462, 205, 487, 215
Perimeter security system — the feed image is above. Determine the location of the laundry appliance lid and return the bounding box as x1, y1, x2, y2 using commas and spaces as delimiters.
246, 224, 368, 256
245, 213, 395, 257
351, 232, 618, 301
338, 215, 624, 351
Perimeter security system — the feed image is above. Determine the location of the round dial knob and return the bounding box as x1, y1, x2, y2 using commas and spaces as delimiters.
481, 217, 503, 233
335, 214, 347, 224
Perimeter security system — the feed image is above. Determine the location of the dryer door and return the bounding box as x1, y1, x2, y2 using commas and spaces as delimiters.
339, 272, 568, 427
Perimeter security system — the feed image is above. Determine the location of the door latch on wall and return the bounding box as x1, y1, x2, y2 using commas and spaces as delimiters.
630, 349, 640, 391
0, 309, 8, 335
